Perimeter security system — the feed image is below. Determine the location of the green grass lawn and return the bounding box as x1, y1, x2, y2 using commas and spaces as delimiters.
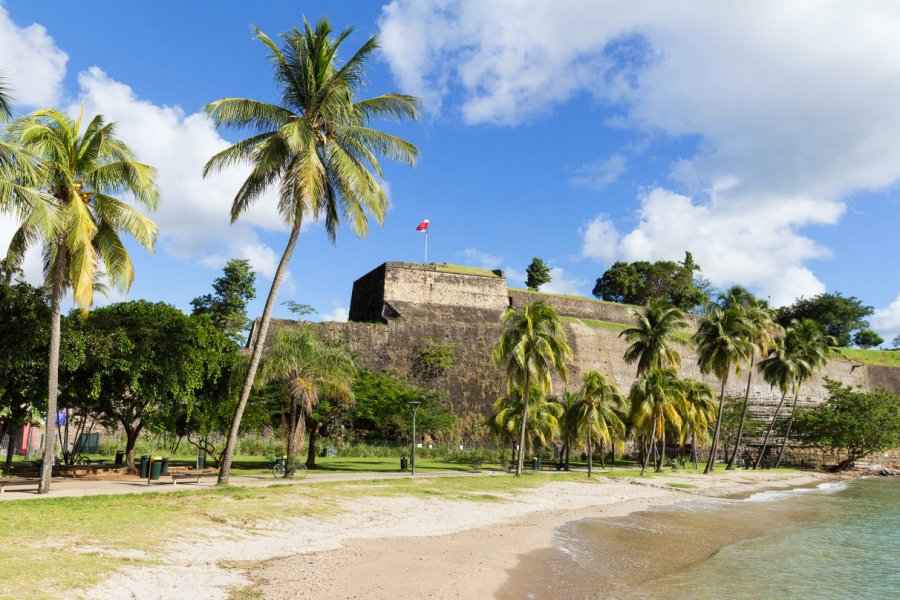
559, 316, 630, 331
835, 348, 900, 367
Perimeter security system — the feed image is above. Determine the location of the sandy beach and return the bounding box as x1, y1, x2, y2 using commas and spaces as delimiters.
85, 469, 831, 599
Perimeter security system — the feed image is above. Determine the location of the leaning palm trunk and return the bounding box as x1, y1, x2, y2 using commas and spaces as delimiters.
775, 388, 802, 468
640, 434, 653, 476
586, 430, 593, 478
39, 250, 66, 494
727, 357, 755, 469
754, 389, 788, 469
515, 378, 531, 476
218, 222, 301, 484
704, 374, 729, 474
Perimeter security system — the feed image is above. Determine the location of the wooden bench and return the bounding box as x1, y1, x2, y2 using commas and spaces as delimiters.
167, 471, 207, 485
0, 477, 41, 494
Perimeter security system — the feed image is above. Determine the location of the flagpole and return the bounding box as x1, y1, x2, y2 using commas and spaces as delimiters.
424, 228, 428, 263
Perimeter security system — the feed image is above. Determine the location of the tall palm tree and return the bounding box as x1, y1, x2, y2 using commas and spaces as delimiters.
0, 79, 48, 217
491, 385, 563, 460
5, 109, 157, 493
256, 327, 355, 471
555, 391, 579, 470
754, 331, 802, 469
629, 368, 686, 474
774, 319, 834, 467
572, 371, 626, 477
620, 299, 691, 375
203, 19, 420, 484
679, 378, 716, 468
694, 305, 755, 473
712, 288, 782, 469
493, 301, 571, 476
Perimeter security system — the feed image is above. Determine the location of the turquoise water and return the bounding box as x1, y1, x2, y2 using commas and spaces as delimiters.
500, 478, 899, 599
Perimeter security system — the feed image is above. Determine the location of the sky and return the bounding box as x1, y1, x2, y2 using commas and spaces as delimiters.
1, 0, 899, 344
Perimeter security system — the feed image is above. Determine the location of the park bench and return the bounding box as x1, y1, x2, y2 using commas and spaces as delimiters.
167, 471, 208, 485
0, 477, 41, 494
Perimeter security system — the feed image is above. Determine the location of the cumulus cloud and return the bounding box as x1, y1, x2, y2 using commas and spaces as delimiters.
73, 67, 286, 279
380, 1, 900, 304
541, 267, 587, 297
570, 154, 627, 191
457, 247, 503, 270
319, 300, 349, 322
0, 3, 68, 108
872, 294, 900, 342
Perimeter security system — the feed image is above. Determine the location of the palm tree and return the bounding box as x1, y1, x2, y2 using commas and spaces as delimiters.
203, 19, 420, 484
712, 288, 782, 469
5, 109, 157, 493
774, 319, 834, 467
256, 327, 355, 471
0, 75, 10, 120
754, 331, 803, 469
629, 368, 686, 474
555, 391, 579, 470
620, 299, 691, 375
679, 378, 716, 468
491, 385, 563, 461
694, 305, 755, 473
493, 301, 571, 476
572, 371, 626, 477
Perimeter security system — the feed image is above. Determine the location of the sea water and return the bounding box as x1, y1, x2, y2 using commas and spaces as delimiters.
499, 478, 899, 599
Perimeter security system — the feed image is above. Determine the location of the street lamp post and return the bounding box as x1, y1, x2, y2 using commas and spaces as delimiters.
408, 400, 422, 476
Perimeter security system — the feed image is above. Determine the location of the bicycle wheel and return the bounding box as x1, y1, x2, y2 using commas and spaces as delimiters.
292, 464, 308, 479
273, 463, 286, 478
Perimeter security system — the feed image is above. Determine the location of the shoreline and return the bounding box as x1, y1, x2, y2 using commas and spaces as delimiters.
228, 470, 836, 600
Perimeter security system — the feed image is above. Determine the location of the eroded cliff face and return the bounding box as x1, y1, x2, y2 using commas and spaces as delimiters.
254, 262, 899, 421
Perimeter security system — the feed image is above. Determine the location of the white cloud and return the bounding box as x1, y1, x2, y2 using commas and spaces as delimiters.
872, 294, 900, 342
570, 154, 627, 191
72, 67, 287, 280
381, 1, 900, 304
0, 3, 68, 108
541, 267, 587, 296
319, 300, 349, 322
503, 266, 525, 286
457, 247, 503, 270
580, 214, 619, 264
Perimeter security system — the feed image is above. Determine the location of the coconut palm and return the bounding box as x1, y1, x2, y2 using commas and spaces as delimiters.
493, 301, 571, 476
203, 19, 420, 484
774, 319, 834, 467
754, 331, 803, 468
0, 79, 50, 219
491, 385, 563, 460
554, 391, 579, 470
571, 371, 626, 477
679, 378, 716, 468
256, 327, 355, 471
5, 109, 157, 493
620, 299, 691, 375
0, 75, 10, 120
629, 368, 686, 474
694, 306, 755, 473
712, 288, 782, 469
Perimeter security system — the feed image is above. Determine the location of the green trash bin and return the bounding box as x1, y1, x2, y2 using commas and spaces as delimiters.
196, 452, 206, 469
149, 456, 163, 480
532, 457, 540, 471
161, 457, 169, 475
139, 455, 151, 478
400, 457, 408, 471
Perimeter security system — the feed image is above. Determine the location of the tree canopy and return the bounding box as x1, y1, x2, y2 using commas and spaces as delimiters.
852, 329, 883, 349
592, 251, 709, 312
191, 258, 257, 344
776, 292, 873, 347
525, 257, 551, 291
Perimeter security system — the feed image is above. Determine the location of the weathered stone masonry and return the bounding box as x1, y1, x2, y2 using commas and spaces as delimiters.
253, 262, 900, 421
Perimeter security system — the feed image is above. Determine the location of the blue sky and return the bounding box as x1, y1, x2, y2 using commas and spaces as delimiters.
1, 1, 899, 343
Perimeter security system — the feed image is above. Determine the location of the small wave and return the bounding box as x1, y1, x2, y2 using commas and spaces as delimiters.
745, 480, 847, 503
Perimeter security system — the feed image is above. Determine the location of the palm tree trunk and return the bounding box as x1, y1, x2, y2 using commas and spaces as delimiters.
564, 443, 570, 470
286, 395, 298, 470
775, 387, 802, 468
599, 438, 605, 469
305, 418, 319, 468
727, 357, 755, 469
641, 434, 653, 476
515, 374, 531, 477
218, 221, 301, 484
587, 430, 593, 478
754, 389, 788, 469
39, 258, 65, 494
656, 425, 665, 472
704, 374, 729, 474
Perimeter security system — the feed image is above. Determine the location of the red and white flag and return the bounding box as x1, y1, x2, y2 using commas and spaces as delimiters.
416, 218, 430, 232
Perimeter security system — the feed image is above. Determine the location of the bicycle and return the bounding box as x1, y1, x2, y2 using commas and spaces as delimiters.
272, 456, 308, 479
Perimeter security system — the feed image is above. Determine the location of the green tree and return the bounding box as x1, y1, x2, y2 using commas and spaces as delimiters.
793, 380, 900, 471
620, 299, 690, 376
693, 305, 755, 473
0, 260, 49, 469
203, 19, 420, 484
350, 369, 452, 440
5, 109, 158, 492
679, 378, 716, 468
593, 252, 709, 312
852, 329, 883, 349
525, 257, 551, 291
893, 334, 900, 349
490, 385, 563, 459
629, 368, 686, 474
256, 327, 355, 471
283, 301, 316, 320
776, 292, 873, 347
754, 330, 803, 469
572, 371, 626, 477
0, 74, 10, 119
191, 258, 256, 344
493, 301, 572, 476
554, 391, 580, 470
62, 301, 229, 468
